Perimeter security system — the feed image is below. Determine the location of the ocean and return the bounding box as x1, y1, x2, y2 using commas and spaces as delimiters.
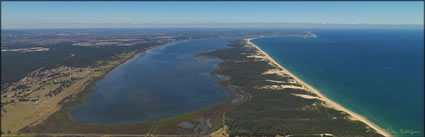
70, 37, 237, 124
251, 28, 424, 136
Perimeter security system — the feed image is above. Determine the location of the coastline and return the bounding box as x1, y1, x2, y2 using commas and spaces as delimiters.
246, 38, 392, 137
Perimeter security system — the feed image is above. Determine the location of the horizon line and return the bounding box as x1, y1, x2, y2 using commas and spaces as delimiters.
3, 23, 424, 30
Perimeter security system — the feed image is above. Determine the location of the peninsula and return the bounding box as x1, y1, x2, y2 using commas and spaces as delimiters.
198, 36, 390, 136
246, 38, 391, 136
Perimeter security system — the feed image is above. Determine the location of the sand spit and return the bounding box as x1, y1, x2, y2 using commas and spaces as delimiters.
245, 38, 392, 137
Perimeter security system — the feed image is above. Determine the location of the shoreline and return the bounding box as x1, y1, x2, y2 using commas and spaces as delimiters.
66, 41, 183, 124
246, 38, 392, 137
16, 42, 179, 134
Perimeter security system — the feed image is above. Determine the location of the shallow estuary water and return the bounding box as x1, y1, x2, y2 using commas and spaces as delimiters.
71, 37, 237, 124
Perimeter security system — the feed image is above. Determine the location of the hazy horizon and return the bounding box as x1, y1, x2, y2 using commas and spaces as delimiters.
2, 23, 424, 30
2, 2, 424, 29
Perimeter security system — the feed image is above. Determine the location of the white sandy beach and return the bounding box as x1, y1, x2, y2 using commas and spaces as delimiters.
245, 38, 392, 137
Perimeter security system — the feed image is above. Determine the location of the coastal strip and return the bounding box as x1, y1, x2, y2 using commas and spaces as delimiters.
246, 38, 392, 137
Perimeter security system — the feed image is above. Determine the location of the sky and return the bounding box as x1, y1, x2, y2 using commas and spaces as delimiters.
1, 2, 424, 29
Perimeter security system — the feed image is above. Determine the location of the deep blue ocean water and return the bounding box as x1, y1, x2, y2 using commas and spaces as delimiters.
252, 29, 424, 136
71, 37, 237, 124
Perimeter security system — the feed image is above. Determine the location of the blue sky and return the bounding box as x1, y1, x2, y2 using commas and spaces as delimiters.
1, 2, 424, 29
